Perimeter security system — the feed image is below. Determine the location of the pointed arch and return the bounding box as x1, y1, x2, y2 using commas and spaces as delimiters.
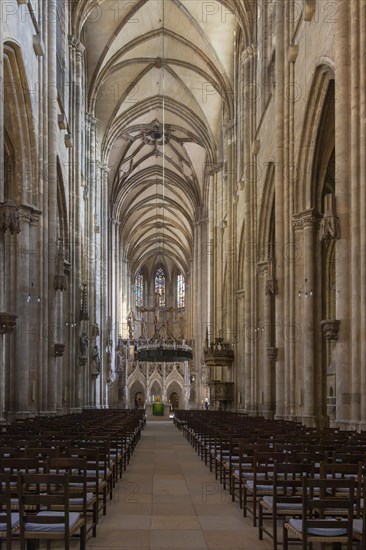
3, 41, 38, 206
295, 62, 335, 213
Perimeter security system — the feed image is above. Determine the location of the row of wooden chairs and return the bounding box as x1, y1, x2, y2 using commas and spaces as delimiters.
175, 410, 366, 549
0, 408, 145, 548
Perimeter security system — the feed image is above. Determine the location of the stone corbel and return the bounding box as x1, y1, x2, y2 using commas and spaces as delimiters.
0, 201, 21, 234
321, 319, 340, 341
55, 343, 66, 357
0, 313, 17, 335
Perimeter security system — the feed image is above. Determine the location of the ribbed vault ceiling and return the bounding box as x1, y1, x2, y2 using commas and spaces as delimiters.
77, 0, 250, 275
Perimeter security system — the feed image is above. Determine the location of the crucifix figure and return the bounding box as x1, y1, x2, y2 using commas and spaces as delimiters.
137, 291, 174, 338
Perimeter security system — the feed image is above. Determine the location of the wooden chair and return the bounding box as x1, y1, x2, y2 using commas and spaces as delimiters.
243, 451, 285, 527
47, 456, 97, 538
258, 461, 314, 550
283, 477, 355, 550
0, 472, 19, 550
352, 471, 366, 547
17, 472, 86, 550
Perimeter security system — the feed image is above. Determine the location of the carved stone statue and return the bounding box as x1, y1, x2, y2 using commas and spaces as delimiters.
91, 345, 100, 374
201, 363, 210, 385
140, 315, 146, 339
127, 310, 135, 339
80, 332, 89, 356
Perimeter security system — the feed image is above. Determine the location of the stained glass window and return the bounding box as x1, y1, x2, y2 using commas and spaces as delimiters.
177, 272, 185, 309
155, 267, 166, 307
135, 271, 144, 308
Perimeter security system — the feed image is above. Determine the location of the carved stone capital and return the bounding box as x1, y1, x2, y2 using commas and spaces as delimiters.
292, 209, 322, 231
321, 319, 340, 341
55, 343, 65, 357
0, 201, 21, 234
0, 312, 17, 334
265, 278, 278, 296
266, 347, 278, 362
18, 205, 42, 227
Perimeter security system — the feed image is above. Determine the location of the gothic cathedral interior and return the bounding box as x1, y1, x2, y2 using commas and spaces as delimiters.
0, 0, 364, 429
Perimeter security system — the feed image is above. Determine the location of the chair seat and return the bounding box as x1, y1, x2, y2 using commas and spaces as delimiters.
246, 480, 273, 491
25, 511, 81, 533
0, 512, 20, 532
289, 518, 347, 537
262, 495, 302, 511
69, 492, 95, 505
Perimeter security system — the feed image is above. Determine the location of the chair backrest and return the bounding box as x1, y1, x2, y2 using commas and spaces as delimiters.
301, 477, 355, 550
319, 461, 363, 516
0, 472, 13, 547
17, 471, 86, 550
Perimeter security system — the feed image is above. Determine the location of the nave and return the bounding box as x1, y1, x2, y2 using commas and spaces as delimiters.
86, 419, 271, 550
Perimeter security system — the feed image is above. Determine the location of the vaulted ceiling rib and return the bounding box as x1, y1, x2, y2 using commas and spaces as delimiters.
80, 0, 249, 275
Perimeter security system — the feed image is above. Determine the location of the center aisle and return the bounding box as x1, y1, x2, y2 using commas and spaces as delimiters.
88, 419, 272, 550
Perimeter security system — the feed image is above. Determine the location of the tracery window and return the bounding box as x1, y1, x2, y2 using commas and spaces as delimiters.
135, 271, 144, 307
177, 272, 185, 309
154, 267, 166, 307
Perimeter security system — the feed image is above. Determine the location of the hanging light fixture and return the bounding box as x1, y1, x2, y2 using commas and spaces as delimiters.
136, 1, 192, 363
298, 278, 313, 298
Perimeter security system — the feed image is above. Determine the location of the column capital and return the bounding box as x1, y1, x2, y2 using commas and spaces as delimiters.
68, 35, 85, 54
97, 161, 110, 175
241, 44, 257, 65
18, 204, 42, 226
292, 209, 322, 231
205, 162, 223, 176
85, 112, 99, 126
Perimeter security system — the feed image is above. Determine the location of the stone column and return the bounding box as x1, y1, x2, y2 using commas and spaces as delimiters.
302, 212, 318, 426
100, 164, 109, 408
241, 44, 256, 412
334, 0, 351, 426
263, 274, 275, 418
44, 0, 58, 414
350, 1, 361, 426
16, 209, 31, 415
274, 1, 285, 419
184, 360, 190, 409
359, 0, 366, 429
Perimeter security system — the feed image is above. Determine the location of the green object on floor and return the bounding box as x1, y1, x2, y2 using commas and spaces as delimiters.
153, 403, 164, 416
